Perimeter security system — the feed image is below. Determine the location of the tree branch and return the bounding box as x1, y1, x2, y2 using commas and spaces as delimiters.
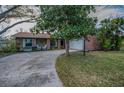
0, 19, 36, 35
0, 6, 21, 20
0, 17, 6, 23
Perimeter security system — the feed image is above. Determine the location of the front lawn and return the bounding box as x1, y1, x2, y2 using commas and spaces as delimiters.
56, 51, 124, 87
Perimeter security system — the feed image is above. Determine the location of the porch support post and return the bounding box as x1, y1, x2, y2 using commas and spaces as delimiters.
16, 38, 20, 51
47, 39, 50, 49
32, 39, 36, 47
58, 39, 61, 49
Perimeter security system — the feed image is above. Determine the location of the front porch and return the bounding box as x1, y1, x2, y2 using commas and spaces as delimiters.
16, 38, 65, 52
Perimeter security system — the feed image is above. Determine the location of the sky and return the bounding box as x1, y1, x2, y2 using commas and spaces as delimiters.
0, 6, 40, 38
1, 18, 36, 38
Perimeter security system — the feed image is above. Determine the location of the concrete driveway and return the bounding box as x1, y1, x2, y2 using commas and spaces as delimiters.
0, 50, 66, 87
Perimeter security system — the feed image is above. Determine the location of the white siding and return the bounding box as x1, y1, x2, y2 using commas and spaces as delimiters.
69, 38, 84, 50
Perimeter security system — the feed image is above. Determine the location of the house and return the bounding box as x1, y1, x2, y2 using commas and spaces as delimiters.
13, 32, 99, 51
13, 32, 65, 51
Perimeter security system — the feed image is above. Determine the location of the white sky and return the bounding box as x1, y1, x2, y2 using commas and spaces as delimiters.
1, 18, 36, 38
0, 6, 40, 38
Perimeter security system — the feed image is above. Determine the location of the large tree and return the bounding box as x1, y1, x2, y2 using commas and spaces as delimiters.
33, 5, 97, 56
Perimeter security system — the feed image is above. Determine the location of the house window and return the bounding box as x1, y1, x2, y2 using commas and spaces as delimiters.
25, 39, 32, 47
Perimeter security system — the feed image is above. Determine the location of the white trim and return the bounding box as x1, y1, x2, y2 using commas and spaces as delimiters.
23, 39, 25, 48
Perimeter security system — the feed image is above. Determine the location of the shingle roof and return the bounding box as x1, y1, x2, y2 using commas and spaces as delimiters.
13, 32, 50, 39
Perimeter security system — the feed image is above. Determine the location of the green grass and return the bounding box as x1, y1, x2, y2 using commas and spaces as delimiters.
56, 51, 124, 87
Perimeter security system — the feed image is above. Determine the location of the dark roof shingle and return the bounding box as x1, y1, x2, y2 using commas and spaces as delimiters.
13, 32, 50, 39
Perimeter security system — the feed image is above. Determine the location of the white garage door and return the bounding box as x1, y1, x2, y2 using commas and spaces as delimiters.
69, 38, 84, 50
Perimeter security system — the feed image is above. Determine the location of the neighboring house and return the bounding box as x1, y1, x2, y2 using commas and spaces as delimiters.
13, 32, 65, 51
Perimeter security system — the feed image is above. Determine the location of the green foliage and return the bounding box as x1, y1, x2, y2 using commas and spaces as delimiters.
32, 5, 97, 56
98, 18, 124, 51
33, 5, 97, 40
102, 40, 110, 50
0, 39, 17, 53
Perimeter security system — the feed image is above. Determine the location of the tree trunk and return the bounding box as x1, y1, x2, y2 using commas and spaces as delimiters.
83, 37, 86, 56
65, 39, 70, 56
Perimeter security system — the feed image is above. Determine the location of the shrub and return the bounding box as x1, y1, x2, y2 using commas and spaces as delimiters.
0, 39, 17, 53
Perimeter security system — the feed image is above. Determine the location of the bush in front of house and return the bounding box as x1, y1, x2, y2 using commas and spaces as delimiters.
0, 39, 17, 53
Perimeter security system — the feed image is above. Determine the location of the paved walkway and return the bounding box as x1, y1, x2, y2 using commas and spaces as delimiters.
0, 50, 67, 87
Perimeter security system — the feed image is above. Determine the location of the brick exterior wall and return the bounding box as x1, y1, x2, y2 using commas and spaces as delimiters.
85, 35, 99, 51
47, 39, 50, 49
32, 39, 36, 47
16, 38, 24, 51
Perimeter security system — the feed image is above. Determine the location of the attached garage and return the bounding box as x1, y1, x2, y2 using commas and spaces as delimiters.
69, 38, 84, 50
69, 35, 99, 51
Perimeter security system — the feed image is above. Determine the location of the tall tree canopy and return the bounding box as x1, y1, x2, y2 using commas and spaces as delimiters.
33, 5, 97, 56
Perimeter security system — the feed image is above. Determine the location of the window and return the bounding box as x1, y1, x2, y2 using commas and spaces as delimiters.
25, 39, 32, 47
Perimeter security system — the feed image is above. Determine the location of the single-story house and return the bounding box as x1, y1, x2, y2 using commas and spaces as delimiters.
13, 32, 65, 51
13, 32, 99, 51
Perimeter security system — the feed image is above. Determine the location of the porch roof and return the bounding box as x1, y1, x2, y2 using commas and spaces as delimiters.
13, 32, 50, 39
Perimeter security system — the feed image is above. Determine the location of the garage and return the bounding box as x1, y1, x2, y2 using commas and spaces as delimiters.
69, 38, 84, 50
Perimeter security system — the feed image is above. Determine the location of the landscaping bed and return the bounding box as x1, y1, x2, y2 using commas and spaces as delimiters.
56, 51, 124, 87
